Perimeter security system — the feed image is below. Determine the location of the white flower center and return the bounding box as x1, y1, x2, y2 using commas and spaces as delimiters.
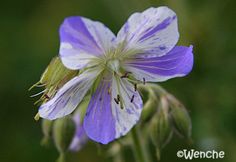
106, 59, 120, 72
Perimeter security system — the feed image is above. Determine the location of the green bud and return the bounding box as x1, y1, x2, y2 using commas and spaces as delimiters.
40, 57, 77, 87
150, 97, 172, 156
169, 97, 192, 139
40, 57, 59, 84
29, 57, 78, 105
41, 119, 53, 146
150, 111, 172, 149
141, 98, 157, 122
53, 116, 76, 154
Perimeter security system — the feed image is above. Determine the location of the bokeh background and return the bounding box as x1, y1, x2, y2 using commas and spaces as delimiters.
0, 0, 235, 162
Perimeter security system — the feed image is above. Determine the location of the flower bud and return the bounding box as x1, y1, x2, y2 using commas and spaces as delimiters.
40, 57, 77, 87
41, 119, 53, 146
150, 112, 172, 147
150, 97, 172, 160
53, 116, 76, 154
141, 98, 157, 122
169, 96, 192, 139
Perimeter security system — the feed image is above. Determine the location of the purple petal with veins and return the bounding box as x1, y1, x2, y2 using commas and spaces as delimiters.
60, 16, 102, 55
59, 16, 116, 70
117, 7, 179, 58
124, 46, 193, 82
139, 16, 176, 41
83, 79, 116, 144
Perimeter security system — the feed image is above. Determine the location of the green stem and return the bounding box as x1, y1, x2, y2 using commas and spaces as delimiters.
113, 151, 124, 162
131, 127, 150, 162
57, 153, 66, 162
156, 148, 161, 161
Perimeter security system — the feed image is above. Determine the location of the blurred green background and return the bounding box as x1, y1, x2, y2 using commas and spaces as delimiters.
0, 0, 235, 162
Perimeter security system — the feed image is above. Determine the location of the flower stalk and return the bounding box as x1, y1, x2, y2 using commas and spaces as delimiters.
131, 127, 151, 162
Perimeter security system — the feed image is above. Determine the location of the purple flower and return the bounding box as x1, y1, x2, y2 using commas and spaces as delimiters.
38, 7, 193, 144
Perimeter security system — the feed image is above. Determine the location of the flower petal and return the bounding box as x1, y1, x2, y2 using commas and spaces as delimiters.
83, 78, 116, 144
39, 69, 101, 120
124, 46, 193, 82
69, 110, 88, 152
59, 16, 116, 69
111, 77, 143, 139
117, 7, 179, 58
83, 76, 142, 144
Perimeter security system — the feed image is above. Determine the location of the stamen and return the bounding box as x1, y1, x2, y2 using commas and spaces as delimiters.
130, 95, 135, 103
114, 98, 119, 104
44, 94, 50, 99
30, 89, 47, 97
117, 94, 120, 101
28, 81, 40, 91
34, 99, 42, 105
35, 83, 47, 87
134, 83, 137, 91
99, 97, 102, 101
120, 72, 132, 78
143, 78, 146, 85
34, 113, 40, 121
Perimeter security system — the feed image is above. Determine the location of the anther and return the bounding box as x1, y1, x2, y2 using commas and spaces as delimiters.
134, 84, 137, 91
130, 95, 135, 103
143, 78, 146, 85
117, 94, 120, 101
114, 98, 119, 104
30, 89, 47, 97
44, 94, 50, 99
121, 72, 131, 78
99, 97, 102, 101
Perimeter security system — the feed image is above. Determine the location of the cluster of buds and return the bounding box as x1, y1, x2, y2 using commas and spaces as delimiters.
139, 84, 192, 160
40, 105, 89, 162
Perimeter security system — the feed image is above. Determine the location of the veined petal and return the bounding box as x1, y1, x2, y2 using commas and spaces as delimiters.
117, 7, 179, 58
111, 77, 143, 139
83, 78, 116, 144
39, 68, 101, 120
124, 46, 193, 82
69, 110, 88, 152
59, 16, 116, 69
83, 76, 142, 144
